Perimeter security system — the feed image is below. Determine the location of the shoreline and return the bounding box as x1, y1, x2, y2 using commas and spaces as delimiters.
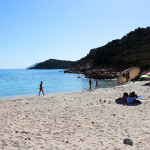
1, 81, 149, 101
0, 80, 118, 99
0, 81, 150, 149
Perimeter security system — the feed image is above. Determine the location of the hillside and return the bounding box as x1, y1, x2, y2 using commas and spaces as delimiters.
29, 59, 74, 69
69, 27, 150, 76
29, 27, 150, 79
94, 27, 150, 71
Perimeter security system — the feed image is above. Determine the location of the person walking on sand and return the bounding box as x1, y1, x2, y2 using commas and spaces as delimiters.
39, 81, 44, 96
89, 79, 93, 90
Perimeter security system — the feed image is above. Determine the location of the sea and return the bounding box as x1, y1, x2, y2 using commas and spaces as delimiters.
0, 69, 119, 98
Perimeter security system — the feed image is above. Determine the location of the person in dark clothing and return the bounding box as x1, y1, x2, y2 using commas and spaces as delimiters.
39, 81, 44, 96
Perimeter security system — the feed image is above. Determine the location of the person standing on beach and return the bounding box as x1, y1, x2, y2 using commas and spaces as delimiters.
39, 81, 44, 96
89, 79, 93, 90
96, 79, 98, 87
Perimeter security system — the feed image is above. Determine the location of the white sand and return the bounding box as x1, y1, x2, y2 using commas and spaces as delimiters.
0, 81, 150, 150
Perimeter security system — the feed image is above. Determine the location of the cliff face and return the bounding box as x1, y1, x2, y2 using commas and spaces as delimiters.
66, 27, 150, 78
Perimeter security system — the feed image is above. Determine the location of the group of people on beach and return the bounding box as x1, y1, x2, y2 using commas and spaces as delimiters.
38, 79, 99, 96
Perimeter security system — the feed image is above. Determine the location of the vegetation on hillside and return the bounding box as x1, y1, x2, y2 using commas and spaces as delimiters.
30, 27, 150, 72
72, 27, 150, 71
30, 59, 74, 69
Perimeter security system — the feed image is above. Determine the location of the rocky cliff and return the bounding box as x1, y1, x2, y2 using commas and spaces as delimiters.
29, 27, 150, 79
65, 27, 150, 79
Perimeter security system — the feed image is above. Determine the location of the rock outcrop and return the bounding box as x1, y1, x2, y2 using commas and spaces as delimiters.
65, 68, 120, 79
65, 27, 150, 79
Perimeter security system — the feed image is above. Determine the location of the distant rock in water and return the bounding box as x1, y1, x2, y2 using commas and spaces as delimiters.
26, 63, 38, 69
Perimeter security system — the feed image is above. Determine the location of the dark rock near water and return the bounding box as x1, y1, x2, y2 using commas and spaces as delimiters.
84, 69, 118, 79
64, 68, 119, 79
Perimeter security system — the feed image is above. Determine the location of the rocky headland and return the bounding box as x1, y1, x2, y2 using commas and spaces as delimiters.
65, 68, 119, 79
65, 27, 150, 79
29, 27, 150, 79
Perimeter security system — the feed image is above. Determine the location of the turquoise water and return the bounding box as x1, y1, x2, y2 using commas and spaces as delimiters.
0, 69, 118, 98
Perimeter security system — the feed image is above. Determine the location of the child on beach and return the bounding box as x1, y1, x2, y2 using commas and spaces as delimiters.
39, 81, 45, 96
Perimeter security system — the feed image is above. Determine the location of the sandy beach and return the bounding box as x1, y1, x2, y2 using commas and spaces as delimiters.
0, 81, 150, 150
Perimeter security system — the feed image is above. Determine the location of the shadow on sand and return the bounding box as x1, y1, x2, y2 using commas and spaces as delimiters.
143, 82, 150, 86
115, 98, 142, 106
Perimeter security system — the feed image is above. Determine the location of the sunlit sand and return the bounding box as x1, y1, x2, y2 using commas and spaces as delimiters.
0, 81, 150, 149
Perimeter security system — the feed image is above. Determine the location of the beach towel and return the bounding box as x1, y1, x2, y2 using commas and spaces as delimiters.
135, 96, 147, 101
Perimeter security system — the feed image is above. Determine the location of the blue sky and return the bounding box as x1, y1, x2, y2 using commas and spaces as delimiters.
0, 0, 150, 69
